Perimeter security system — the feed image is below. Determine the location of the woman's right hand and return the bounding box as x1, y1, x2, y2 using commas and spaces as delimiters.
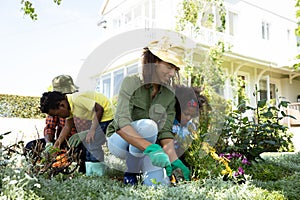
143, 144, 171, 168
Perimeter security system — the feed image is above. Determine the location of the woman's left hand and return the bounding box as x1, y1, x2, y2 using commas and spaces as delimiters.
170, 159, 190, 181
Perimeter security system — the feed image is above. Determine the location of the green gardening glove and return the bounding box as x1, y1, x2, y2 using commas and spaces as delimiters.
166, 165, 173, 177
143, 144, 171, 168
170, 159, 190, 181
68, 130, 89, 148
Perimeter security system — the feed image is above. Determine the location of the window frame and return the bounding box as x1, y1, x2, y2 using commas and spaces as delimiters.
261, 20, 271, 40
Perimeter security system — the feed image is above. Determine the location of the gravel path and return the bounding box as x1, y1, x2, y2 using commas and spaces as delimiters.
0, 117, 45, 146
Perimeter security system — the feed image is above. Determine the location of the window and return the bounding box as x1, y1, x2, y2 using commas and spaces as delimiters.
124, 11, 132, 24
101, 74, 111, 98
151, 0, 155, 19
201, 7, 213, 29
215, 7, 223, 32
113, 69, 124, 96
127, 64, 138, 75
297, 35, 300, 46
269, 83, 276, 100
287, 29, 291, 41
259, 79, 277, 104
97, 63, 140, 98
133, 5, 142, 19
233, 73, 250, 107
262, 21, 270, 40
112, 18, 121, 29
228, 11, 238, 36
95, 78, 101, 92
237, 75, 246, 104
259, 79, 268, 100
144, 0, 150, 18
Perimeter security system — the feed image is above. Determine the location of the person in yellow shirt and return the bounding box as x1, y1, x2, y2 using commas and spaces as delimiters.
39, 91, 113, 176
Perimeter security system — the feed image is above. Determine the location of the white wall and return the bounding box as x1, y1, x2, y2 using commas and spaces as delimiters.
281, 78, 300, 103
226, 0, 297, 64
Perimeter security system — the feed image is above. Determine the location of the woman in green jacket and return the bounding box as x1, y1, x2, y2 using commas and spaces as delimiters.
106, 38, 190, 186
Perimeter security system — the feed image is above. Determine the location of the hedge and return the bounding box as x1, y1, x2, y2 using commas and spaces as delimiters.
0, 94, 46, 119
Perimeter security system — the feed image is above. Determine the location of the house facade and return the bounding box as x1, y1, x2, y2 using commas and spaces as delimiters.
79, 0, 300, 130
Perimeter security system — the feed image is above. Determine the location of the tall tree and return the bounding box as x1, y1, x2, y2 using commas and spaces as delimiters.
20, 0, 62, 20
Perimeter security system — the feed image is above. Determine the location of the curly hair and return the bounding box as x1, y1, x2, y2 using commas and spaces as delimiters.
40, 91, 66, 113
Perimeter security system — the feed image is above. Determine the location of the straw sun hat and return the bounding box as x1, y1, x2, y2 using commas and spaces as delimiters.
147, 37, 186, 70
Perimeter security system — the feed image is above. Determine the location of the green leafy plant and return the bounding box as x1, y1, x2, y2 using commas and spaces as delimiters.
219, 88, 294, 162
0, 131, 41, 199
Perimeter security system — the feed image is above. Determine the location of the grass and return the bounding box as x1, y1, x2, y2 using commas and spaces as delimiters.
1, 151, 299, 200
33, 175, 286, 200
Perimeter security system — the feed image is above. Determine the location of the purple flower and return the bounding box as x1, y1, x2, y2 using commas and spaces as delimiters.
232, 152, 242, 158
241, 157, 251, 165
237, 167, 244, 175
220, 153, 232, 159
226, 154, 233, 159
234, 168, 244, 177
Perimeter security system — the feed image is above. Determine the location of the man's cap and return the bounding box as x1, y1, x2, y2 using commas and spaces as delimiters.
51, 75, 79, 94
147, 37, 186, 70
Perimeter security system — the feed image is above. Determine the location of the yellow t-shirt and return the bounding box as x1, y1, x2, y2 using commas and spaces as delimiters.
66, 91, 113, 122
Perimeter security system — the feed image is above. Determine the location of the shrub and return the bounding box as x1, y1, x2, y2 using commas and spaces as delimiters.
0, 132, 41, 199
218, 92, 294, 162
0, 94, 45, 119
253, 176, 300, 200
245, 161, 293, 181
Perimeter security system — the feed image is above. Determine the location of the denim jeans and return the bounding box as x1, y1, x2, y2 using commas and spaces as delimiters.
84, 120, 112, 162
107, 119, 170, 186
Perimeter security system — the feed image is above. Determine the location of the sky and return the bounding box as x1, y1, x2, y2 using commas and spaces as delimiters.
0, 0, 104, 96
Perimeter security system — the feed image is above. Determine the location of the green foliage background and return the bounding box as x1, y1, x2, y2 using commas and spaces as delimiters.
0, 94, 45, 119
